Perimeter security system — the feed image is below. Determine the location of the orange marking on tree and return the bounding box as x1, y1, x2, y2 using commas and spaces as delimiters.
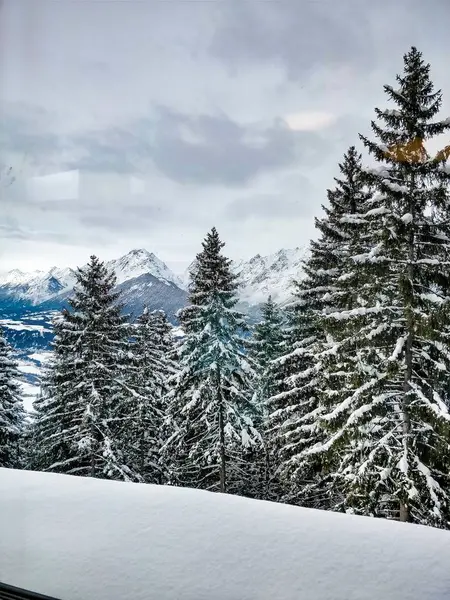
383, 139, 450, 164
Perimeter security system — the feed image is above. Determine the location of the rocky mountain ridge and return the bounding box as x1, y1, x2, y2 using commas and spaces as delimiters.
0, 246, 306, 314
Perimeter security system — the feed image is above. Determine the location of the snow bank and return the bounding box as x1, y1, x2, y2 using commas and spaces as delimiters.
1, 468, 449, 600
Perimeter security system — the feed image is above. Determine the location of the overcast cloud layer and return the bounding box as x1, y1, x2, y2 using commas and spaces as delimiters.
1, 0, 450, 274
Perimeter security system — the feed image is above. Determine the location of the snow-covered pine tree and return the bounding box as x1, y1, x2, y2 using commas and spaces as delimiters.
267, 289, 320, 507
29, 326, 75, 473
125, 307, 177, 484
163, 227, 261, 495
308, 47, 450, 527
32, 256, 136, 481
148, 309, 174, 353
250, 296, 285, 407
0, 329, 25, 468
269, 146, 371, 509
248, 295, 286, 499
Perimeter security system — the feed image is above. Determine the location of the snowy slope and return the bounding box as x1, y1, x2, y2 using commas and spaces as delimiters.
0, 267, 76, 305
0, 311, 56, 352
0, 249, 183, 306
106, 248, 184, 288
1, 469, 449, 600
182, 246, 307, 305
233, 247, 307, 305
0, 268, 45, 287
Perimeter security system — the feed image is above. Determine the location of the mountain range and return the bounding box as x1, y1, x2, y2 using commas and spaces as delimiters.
0, 246, 306, 411
0, 249, 185, 314
0, 246, 306, 320
0, 246, 307, 349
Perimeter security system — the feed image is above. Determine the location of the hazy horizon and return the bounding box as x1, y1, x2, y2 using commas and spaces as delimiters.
0, 235, 307, 280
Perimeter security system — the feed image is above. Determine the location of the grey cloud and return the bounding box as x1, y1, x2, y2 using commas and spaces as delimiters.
0, 219, 27, 240
225, 189, 315, 222
1, 0, 449, 272
69, 130, 151, 174
0, 221, 78, 245
3, 178, 171, 240
1, 92, 335, 190
77, 60, 111, 75
78, 203, 170, 233
69, 107, 333, 187
210, 0, 449, 81
210, 1, 375, 78
149, 108, 298, 186
1, 122, 60, 165
0, 103, 63, 170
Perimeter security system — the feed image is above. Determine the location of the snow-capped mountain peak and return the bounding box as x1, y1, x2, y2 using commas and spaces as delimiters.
107, 249, 183, 287
182, 247, 307, 306
47, 267, 77, 289
0, 246, 306, 313
0, 249, 184, 304
0, 268, 45, 287
233, 246, 307, 305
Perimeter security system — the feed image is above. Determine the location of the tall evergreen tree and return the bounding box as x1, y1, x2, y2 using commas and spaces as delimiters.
163, 228, 260, 494
125, 307, 177, 483
250, 296, 285, 408
248, 295, 285, 499
269, 146, 371, 508
306, 47, 450, 527
0, 329, 25, 468
32, 256, 136, 481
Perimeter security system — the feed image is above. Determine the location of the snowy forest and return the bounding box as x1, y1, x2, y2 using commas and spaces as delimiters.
3, 46, 450, 530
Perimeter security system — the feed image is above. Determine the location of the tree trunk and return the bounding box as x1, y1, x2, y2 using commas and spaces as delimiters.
139, 404, 146, 479
400, 171, 416, 523
401, 333, 413, 523
90, 437, 96, 478
217, 369, 226, 493
399, 500, 409, 522
264, 442, 270, 501
90, 400, 96, 478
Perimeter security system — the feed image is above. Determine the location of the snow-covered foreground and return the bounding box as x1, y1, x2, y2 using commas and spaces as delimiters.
1, 469, 449, 600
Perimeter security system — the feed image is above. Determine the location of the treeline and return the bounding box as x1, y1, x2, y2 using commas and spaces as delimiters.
2, 46, 450, 529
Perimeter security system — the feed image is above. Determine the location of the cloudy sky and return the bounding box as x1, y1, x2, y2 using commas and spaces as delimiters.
1, 0, 450, 275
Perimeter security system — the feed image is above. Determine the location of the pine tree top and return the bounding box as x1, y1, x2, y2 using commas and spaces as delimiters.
360, 46, 450, 168
188, 228, 239, 308
317, 145, 368, 230
66, 255, 124, 318
296, 144, 370, 315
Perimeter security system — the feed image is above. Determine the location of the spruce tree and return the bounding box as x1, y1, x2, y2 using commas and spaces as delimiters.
250, 296, 285, 407
308, 47, 450, 527
0, 329, 25, 468
269, 146, 371, 508
32, 256, 136, 481
163, 227, 260, 494
248, 295, 285, 499
125, 307, 177, 483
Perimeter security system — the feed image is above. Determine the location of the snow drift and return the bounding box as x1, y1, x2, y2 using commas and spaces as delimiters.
0, 468, 449, 600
